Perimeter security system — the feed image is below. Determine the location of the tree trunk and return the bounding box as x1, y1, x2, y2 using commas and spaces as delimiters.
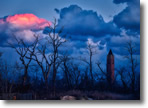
64, 63, 71, 89
52, 63, 56, 96
89, 53, 93, 86
23, 67, 28, 86
131, 53, 135, 93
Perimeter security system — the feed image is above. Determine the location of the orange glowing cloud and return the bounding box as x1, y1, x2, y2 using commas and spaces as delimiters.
0, 13, 51, 44
1, 13, 51, 30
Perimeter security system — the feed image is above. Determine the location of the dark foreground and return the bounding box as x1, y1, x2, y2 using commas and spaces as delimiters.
0, 90, 140, 100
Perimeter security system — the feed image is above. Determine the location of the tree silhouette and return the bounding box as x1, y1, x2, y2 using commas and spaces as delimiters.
124, 40, 138, 92
46, 18, 67, 95
8, 36, 34, 85
80, 41, 98, 86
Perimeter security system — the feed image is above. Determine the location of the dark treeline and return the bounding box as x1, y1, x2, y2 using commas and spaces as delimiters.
0, 19, 140, 100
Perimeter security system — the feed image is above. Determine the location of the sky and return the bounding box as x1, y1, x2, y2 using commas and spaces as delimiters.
0, 0, 140, 75
0, 0, 127, 22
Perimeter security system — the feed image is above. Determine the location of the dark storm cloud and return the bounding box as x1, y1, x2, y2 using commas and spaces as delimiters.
113, 0, 140, 32
55, 5, 121, 38
54, 8, 60, 14
113, 0, 131, 4
0, 32, 9, 46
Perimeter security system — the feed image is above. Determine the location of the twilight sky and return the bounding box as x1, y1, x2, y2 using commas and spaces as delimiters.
0, 0, 140, 74
0, 0, 127, 22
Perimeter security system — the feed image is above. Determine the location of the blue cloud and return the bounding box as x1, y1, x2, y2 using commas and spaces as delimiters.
113, 0, 140, 32
113, 0, 131, 4
54, 8, 60, 14
0, 32, 9, 46
55, 5, 121, 38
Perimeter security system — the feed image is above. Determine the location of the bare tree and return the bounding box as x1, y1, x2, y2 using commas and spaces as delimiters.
25, 18, 67, 94
0, 61, 9, 93
124, 40, 138, 92
23, 35, 52, 90
0, 58, 23, 97
96, 62, 107, 79
96, 61, 119, 85
46, 18, 67, 94
61, 60, 81, 89
69, 62, 81, 89
116, 67, 129, 90
81, 42, 98, 85
60, 54, 72, 89
9, 62, 21, 95
8, 36, 35, 85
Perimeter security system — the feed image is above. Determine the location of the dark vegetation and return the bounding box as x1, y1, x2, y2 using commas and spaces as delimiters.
0, 19, 140, 100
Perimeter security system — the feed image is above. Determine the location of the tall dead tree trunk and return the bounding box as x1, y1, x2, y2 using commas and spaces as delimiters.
125, 40, 138, 93
89, 51, 93, 84
46, 18, 67, 95
81, 42, 98, 87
